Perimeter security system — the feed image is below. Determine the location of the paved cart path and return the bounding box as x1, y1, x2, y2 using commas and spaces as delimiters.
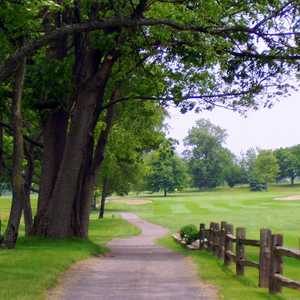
48, 213, 218, 300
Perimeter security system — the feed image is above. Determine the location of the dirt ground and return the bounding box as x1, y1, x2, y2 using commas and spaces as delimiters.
274, 194, 300, 201
109, 197, 152, 205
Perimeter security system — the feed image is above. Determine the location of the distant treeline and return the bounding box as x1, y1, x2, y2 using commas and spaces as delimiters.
141, 119, 300, 195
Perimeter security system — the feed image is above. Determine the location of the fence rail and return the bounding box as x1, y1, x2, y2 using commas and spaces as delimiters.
174, 221, 300, 295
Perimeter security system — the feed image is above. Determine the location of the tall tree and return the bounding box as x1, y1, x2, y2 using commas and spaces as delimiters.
184, 119, 231, 189
251, 150, 279, 188
145, 139, 187, 196
4, 57, 26, 248
274, 147, 298, 184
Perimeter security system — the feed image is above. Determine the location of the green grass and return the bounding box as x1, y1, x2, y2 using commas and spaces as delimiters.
0, 198, 140, 300
107, 185, 300, 300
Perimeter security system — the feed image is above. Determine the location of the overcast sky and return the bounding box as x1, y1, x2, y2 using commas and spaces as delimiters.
166, 92, 300, 156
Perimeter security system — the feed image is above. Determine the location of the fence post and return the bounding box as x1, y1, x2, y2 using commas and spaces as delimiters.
269, 234, 283, 294
224, 223, 233, 266
199, 223, 205, 249
259, 229, 272, 288
208, 222, 214, 252
218, 221, 226, 259
236, 227, 246, 276
213, 223, 220, 256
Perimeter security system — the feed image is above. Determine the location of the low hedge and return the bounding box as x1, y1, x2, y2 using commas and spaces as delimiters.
179, 224, 198, 244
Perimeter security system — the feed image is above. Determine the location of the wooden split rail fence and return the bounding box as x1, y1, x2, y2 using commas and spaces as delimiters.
196, 221, 300, 294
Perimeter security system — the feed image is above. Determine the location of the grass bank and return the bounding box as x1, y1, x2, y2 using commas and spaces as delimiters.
0, 198, 139, 300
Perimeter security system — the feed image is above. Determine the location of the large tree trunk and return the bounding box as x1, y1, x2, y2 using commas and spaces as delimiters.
31, 110, 68, 235
71, 135, 95, 237
33, 52, 116, 238
3, 57, 26, 248
72, 92, 117, 235
99, 177, 109, 219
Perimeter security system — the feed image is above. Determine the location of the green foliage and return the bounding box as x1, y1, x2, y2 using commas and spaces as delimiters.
144, 138, 188, 196
184, 119, 233, 189
179, 224, 198, 245
274, 147, 299, 184
239, 148, 257, 184
249, 181, 268, 192
96, 100, 165, 196
250, 150, 279, 188
224, 163, 243, 188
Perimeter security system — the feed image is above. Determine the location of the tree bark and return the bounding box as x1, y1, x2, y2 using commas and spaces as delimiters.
31, 110, 68, 235
3, 57, 26, 248
34, 52, 116, 238
72, 91, 117, 236
0, 112, 5, 176
164, 188, 167, 197
99, 177, 109, 219
23, 143, 34, 235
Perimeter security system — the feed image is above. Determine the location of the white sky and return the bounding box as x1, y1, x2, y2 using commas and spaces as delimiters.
166, 92, 300, 156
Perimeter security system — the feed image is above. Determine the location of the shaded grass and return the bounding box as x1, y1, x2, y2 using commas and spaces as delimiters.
0, 203, 140, 300
108, 185, 300, 300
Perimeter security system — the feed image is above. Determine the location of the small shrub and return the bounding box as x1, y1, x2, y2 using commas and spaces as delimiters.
179, 224, 198, 244
249, 181, 268, 191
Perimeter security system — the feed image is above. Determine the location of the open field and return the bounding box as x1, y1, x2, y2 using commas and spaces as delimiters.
0, 196, 140, 300
107, 185, 300, 300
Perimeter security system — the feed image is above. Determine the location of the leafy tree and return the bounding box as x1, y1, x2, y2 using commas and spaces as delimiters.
239, 148, 258, 184
274, 148, 298, 185
184, 119, 232, 189
224, 162, 243, 188
145, 139, 187, 196
95, 100, 165, 217
251, 150, 279, 189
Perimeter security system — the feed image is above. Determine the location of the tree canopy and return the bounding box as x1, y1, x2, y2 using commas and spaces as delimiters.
184, 119, 233, 188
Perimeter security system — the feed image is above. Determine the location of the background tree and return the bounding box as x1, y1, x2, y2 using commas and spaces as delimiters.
274, 147, 299, 185
239, 148, 258, 184
251, 150, 279, 190
96, 99, 165, 218
184, 119, 233, 189
145, 139, 187, 196
224, 160, 243, 188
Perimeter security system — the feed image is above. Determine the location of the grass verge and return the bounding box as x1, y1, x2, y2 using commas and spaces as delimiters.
0, 211, 140, 300
108, 185, 300, 300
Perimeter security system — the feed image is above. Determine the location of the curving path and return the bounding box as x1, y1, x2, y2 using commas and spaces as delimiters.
48, 213, 218, 300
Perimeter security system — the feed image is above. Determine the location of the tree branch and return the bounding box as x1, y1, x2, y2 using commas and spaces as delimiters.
100, 90, 256, 112
0, 121, 43, 148
1, 16, 298, 83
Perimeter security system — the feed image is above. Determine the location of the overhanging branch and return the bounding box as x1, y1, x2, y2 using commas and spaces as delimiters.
1, 16, 299, 83
0, 121, 43, 148
100, 90, 256, 112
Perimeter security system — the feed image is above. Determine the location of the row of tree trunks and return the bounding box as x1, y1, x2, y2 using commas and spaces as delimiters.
31, 48, 117, 238
3, 57, 27, 248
